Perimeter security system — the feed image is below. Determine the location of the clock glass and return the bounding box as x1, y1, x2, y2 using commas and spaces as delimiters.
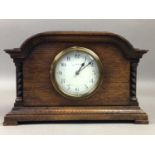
50, 46, 103, 99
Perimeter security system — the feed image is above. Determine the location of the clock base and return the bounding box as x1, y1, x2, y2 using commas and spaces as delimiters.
3, 106, 148, 125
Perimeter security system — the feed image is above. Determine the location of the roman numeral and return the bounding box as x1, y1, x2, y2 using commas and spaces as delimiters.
60, 62, 66, 67
66, 56, 70, 61
74, 53, 80, 58
57, 71, 62, 75
61, 79, 65, 84
75, 88, 79, 91
91, 78, 94, 83
85, 85, 88, 89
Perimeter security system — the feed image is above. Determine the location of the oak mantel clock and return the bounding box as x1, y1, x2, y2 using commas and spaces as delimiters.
3, 31, 149, 125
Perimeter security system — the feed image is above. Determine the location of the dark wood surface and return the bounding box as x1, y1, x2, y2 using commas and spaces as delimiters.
23, 43, 130, 106
3, 106, 148, 125
3, 31, 149, 125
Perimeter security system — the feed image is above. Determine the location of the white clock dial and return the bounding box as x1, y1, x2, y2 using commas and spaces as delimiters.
50, 47, 103, 99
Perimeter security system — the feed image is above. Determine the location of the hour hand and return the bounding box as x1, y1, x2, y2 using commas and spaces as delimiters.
75, 60, 94, 75
75, 62, 85, 75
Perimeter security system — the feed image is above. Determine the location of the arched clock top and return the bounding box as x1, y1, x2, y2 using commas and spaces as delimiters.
4, 31, 148, 61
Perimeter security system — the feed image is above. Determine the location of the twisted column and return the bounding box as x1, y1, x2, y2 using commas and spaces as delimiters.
130, 60, 139, 104
15, 61, 23, 106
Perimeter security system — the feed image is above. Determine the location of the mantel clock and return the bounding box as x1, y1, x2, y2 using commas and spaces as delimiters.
3, 32, 149, 125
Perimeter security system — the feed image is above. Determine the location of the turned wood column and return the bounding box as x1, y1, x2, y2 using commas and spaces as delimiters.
130, 59, 139, 105
14, 59, 23, 106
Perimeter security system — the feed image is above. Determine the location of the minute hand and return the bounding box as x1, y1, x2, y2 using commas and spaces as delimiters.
76, 60, 94, 75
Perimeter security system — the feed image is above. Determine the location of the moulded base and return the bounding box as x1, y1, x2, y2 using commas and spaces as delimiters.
3, 106, 149, 125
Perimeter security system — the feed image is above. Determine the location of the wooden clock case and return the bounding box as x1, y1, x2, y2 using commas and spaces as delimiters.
3, 32, 149, 125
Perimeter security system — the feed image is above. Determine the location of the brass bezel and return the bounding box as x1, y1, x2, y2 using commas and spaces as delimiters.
50, 46, 103, 100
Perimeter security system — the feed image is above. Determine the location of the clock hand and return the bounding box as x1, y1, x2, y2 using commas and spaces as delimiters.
75, 62, 85, 75
75, 60, 94, 75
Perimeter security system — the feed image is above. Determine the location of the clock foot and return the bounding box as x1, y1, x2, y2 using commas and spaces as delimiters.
3, 119, 18, 126
134, 119, 149, 124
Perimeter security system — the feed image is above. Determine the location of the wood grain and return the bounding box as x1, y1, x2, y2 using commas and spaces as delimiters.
3, 106, 148, 125
23, 42, 130, 106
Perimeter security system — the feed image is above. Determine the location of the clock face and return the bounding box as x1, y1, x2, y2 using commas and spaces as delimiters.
50, 46, 103, 99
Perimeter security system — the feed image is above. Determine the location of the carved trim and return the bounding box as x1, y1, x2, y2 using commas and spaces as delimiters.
14, 60, 23, 106
10, 106, 145, 115
4, 48, 24, 59
130, 59, 139, 105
